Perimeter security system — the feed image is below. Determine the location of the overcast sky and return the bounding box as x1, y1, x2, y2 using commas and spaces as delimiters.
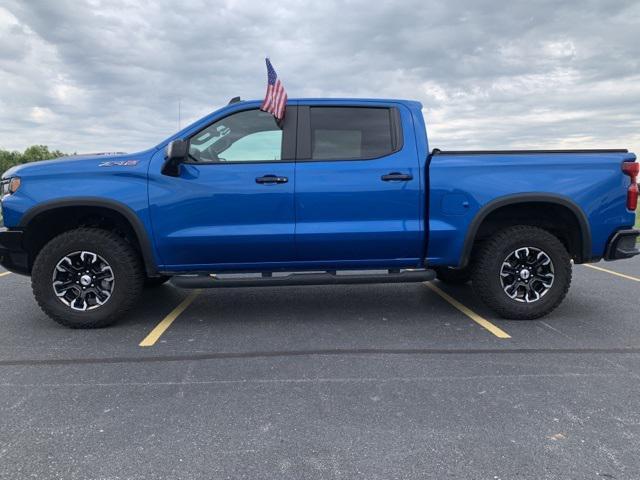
1, 0, 639, 155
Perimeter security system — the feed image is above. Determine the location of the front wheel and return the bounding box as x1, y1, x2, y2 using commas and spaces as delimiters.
32, 228, 145, 328
471, 226, 572, 320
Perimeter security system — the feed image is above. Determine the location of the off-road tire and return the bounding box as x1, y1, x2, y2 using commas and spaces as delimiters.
434, 266, 471, 284
471, 226, 572, 320
32, 228, 145, 328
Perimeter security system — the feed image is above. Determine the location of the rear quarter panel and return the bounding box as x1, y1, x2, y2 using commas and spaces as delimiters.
428, 151, 637, 266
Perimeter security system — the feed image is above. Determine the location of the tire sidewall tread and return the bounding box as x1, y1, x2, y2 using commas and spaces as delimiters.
31, 228, 144, 328
471, 225, 572, 320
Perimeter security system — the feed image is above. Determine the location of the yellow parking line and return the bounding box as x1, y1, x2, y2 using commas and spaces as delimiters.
425, 282, 511, 339
139, 290, 201, 347
583, 264, 640, 283
0, 272, 10, 278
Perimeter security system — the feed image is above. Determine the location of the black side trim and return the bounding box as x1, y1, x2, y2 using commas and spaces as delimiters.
19, 198, 158, 276
0, 228, 29, 275
296, 106, 311, 160
432, 148, 628, 155
281, 105, 297, 161
459, 193, 592, 268
170, 269, 436, 289
604, 229, 639, 260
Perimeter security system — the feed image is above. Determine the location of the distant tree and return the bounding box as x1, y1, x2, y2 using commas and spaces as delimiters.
0, 145, 67, 175
0, 150, 22, 174
22, 145, 66, 162
1, 146, 68, 223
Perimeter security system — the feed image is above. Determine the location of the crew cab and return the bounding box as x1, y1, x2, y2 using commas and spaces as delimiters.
1, 98, 638, 328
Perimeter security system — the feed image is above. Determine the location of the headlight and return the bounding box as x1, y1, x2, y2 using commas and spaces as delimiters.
1, 177, 21, 199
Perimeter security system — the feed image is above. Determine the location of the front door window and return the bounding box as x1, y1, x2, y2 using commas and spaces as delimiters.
189, 109, 283, 163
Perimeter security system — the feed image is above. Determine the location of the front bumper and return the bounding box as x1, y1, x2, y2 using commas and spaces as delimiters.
604, 229, 640, 261
0, 227, 29, 275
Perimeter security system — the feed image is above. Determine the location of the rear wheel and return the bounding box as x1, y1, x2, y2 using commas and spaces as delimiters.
471, 226, 572, 320
32, 228, 145, 328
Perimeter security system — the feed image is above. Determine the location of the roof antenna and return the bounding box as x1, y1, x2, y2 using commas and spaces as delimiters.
228, 96, 241, 104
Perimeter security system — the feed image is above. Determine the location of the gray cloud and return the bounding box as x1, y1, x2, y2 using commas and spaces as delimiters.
0, 0, 638, 155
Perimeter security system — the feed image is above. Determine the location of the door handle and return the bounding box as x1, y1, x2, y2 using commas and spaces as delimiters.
381, 172, 413, 182
256, 175, 288, 184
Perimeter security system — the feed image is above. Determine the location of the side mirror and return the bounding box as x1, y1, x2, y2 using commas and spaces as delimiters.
162, 139, 189, 177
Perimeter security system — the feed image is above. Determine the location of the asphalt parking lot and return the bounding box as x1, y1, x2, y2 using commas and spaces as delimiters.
1, 258, 639, 480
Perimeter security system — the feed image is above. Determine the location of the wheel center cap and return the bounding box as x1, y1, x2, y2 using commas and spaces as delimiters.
80, 274, 92, 286
519, 269, 530, 280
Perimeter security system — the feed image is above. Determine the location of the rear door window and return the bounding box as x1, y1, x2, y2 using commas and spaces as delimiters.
308, 107, 397, 160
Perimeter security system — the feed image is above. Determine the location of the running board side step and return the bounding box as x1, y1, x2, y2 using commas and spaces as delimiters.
169, 269, 436, 289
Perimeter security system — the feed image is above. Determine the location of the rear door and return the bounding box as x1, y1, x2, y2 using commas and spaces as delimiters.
294, 103, 423, 267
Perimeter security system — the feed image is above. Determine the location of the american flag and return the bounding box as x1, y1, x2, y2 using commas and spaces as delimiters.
260, 58, 287, 121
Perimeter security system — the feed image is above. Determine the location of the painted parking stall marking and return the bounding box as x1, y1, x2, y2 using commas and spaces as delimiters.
425, 282, 511, 339
139, 290, 201, 347
583, 264, 640, 283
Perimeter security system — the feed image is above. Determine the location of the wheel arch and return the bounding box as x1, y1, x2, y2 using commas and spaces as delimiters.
460, 193, 592, 268
19, 198, 158, 276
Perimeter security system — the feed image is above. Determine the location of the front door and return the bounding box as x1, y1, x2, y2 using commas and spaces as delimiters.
294, 104, 423, 267
148, 106, 296, 270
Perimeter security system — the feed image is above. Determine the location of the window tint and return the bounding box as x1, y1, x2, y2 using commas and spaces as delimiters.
189, 109, 283, 162
309, 107, 394, 160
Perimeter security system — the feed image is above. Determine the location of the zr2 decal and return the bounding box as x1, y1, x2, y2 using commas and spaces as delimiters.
98, 160, 139, 167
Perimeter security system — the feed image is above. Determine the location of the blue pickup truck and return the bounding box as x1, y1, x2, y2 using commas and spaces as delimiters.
1, 98, 638, 328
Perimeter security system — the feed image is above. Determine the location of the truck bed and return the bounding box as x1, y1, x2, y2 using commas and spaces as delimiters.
427, 147, 637, 267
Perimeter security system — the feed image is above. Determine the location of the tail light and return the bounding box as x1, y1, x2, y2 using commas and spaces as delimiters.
622, 161, 638, 211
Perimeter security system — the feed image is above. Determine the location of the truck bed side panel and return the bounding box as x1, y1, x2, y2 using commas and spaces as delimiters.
428, 151, 637, 266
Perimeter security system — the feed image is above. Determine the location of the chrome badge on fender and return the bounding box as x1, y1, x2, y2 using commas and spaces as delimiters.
98, 160, 139, 167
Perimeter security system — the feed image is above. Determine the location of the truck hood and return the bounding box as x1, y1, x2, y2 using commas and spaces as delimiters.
2, 150, 155, 179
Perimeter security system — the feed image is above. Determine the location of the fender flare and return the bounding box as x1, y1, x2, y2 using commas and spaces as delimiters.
19, 197, 158, 276
459, 193, 592, 268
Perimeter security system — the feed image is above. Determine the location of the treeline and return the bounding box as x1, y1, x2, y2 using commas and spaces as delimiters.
1, 145, 69, 223
0, 145, 68, 174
